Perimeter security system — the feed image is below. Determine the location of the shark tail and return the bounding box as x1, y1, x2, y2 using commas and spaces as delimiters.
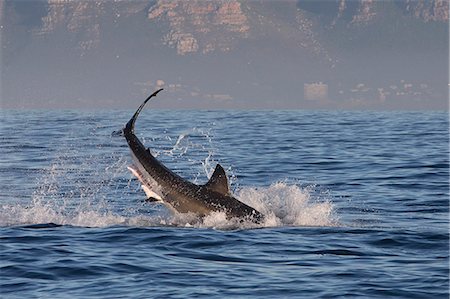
124, 88, 163, 134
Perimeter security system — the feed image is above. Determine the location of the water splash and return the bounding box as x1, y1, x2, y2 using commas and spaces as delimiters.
0, 123, 338, 229
165, 182, 338, 229
147, 127, 242, 187
0, 181, 337, 229
238, 182, 338, 228
0, 203, 126, 227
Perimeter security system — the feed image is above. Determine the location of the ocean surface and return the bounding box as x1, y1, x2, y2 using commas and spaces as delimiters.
0, 109, 448, 298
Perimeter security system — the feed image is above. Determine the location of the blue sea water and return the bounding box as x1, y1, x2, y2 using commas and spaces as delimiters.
0, 109, 448, 298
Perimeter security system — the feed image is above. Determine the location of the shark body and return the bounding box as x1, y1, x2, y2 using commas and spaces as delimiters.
123, 89, 264, 222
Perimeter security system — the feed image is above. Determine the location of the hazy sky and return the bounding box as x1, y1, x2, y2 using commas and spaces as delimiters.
1, 0, 449, 110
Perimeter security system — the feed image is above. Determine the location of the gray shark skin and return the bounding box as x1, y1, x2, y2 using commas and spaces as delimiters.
123, 89, 264, 223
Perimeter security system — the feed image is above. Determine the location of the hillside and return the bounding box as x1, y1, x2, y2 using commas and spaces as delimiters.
1, 0, 448, 109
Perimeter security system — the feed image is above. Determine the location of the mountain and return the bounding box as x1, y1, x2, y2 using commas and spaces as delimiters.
1, 0, 448, 109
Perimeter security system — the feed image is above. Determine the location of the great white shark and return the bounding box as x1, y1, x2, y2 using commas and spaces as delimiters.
123, 89, 264, 223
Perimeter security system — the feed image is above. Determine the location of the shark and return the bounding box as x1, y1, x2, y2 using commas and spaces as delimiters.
123, 89, 264, 223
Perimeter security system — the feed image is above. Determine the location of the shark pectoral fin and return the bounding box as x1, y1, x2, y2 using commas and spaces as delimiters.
145, 197, 160, 203
205, 164, 231, 195
141, 185, 162, 202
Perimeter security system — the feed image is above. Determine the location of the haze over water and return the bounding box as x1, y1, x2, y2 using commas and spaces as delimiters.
2, 1, 448, 110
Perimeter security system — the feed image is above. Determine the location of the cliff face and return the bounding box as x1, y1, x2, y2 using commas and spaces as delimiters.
299, 0, 449, 24
23, 0, 251, 56
349, 0, 377, 24
3, 0, 446, 56
148, 0, 249, 55
4, 0, 147, 55
404, 0, 449, 22
35, 0, 103, 52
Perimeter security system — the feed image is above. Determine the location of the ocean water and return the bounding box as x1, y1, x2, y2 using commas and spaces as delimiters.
0, 109, 448, 298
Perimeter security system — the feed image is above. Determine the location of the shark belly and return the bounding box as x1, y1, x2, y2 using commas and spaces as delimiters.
127, 165, 163, 201
127, 159, 211, 216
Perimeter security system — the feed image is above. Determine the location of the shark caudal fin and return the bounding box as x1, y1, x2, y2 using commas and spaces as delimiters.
124, 88, 163, 135
205, 164, 231, 195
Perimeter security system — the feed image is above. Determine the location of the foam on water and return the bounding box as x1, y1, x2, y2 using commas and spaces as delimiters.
0, 203, 126, 227
238, 183, 337, 227
0, 182, 338, 229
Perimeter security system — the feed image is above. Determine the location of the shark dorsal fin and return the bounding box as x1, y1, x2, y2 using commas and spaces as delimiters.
205, 164, 230, 195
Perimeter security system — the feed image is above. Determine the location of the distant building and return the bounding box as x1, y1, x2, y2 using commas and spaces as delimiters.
378, 88, 386, 102
304, 82, 328, 101
156, 79, 165, 87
